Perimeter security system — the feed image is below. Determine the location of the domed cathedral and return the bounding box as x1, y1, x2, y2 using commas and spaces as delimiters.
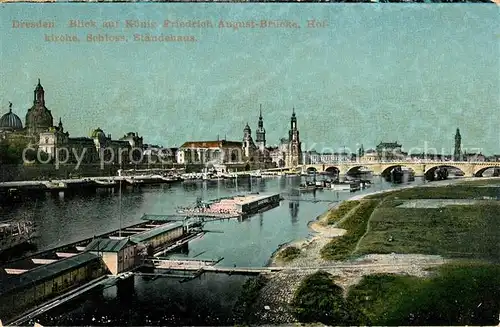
25, 79, 54, 138
285, 108, 302, 167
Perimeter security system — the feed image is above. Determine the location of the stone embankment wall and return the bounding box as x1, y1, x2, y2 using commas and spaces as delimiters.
0, 163, 189, 182
0, 161, 270, 182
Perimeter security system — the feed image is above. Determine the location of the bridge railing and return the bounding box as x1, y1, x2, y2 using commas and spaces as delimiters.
301, 160, 494, 166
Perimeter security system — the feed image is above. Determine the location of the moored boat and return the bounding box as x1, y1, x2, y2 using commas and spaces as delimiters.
330, 183, 351, 191
0, 220, 35, 254
297, 181, 319, 192
94, 179, 117, 186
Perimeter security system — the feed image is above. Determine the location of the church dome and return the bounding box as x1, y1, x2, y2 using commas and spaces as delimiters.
91, 127, 105, 138
0, 104, 23, 130
244, 123, 251, 133
91, 127, 107, 143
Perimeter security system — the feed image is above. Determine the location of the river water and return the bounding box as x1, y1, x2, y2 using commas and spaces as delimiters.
3, 175, 424, 325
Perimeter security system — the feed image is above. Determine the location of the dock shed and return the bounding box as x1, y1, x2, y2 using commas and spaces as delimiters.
235, 193, 281, 214
85, 238, 137, 275
0, 252, 104, 321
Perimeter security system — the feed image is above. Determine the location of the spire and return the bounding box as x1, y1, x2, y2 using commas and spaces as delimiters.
58, 117, 63, 132
290, 107, 297, 128
257, 104, 264, 131
33, 79, 45, 105
8, 102, 12, 113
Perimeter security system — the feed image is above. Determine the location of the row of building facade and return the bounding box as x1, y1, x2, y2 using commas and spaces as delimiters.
0, 80, 304, 168
175, 106, 303, 168
0, 80, 148, 164
5, 80, 490, 169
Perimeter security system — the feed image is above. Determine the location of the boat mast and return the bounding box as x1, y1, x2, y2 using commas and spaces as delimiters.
119, 179, 122, 238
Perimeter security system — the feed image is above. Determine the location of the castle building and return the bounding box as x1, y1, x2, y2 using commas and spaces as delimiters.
268, 138, 288, 168
242, 105, 274, 166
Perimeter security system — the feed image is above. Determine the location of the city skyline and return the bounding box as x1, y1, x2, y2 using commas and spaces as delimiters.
0, 4, 498, 153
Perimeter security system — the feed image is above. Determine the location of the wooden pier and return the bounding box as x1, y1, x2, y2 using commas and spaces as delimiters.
149, 258, 282, 275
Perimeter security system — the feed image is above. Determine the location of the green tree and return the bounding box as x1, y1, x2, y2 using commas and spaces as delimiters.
291, 271, 355, 325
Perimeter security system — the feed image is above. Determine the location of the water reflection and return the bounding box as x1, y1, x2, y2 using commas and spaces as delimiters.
34, 274, 250, 326
289, 201, 299, 224
1, 175, 424, 262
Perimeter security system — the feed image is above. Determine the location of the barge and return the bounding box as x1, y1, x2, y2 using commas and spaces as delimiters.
0, 220, 35, 254
178, 193, 282, 218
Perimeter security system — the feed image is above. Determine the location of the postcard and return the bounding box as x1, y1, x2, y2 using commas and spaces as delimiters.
0, 3, 499, 327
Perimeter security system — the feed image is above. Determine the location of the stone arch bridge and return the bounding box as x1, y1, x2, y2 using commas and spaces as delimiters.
296, 161, 500, 178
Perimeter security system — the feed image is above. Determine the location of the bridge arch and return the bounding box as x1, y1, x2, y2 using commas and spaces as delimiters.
380, 165, 415, 178
345, 165, 372, 176
474, 165, 500, 177
424, 164, 465, 180
305, 166, 318, 173
324, 166, 340, 175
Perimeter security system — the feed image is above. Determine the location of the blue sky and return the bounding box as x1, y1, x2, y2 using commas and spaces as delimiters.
0, 4, 498, 154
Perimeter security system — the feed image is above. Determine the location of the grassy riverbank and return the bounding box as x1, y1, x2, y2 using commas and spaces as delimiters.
320, 199, 380, 260
290, 262, 500, 326
259, 178, 500, 325
365, 182, 500, 200
355, 200, 500, 260
353, 181, 500, 261
322, 200, 360, 225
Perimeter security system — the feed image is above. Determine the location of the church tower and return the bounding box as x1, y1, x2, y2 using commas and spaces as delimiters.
286, 108, 302, 167
255, 104, 266, 152
25, 79, 54, 138
242, 122, 256, 159
454, 128, 462, 161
